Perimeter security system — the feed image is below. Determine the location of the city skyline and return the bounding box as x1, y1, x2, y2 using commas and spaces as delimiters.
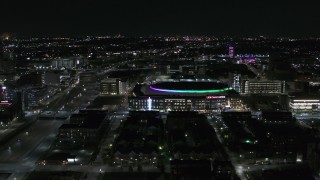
1, 32, 320, 180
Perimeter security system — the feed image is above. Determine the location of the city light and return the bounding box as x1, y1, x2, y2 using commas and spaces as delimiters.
147, 97, 152, 110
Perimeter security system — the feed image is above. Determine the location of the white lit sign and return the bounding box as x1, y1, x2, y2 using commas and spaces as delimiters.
0, 101, 12, 106
206, 96, 226, 99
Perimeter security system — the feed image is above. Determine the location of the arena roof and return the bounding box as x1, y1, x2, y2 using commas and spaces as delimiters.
134, 82, 234, 96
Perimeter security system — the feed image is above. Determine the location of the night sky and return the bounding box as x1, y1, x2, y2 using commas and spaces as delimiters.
1, 0, 320, 37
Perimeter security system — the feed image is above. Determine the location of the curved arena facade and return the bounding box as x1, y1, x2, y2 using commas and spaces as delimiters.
129, 81, 243, 112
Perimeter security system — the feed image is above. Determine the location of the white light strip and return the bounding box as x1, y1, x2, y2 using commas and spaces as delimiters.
147, 97, 152, 111
293, 100, 320, 102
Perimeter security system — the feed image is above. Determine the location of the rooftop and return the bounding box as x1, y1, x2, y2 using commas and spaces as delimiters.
133, 81, 235, 96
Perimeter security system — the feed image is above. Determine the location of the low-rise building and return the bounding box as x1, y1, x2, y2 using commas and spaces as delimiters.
290, 99, 320, 112
24, 86, 48, 110
260, 111, 294, 124
79, 71, 97, 84
241, 80, 286, 95
58, 113, 106, 145
100, 78, 128, 95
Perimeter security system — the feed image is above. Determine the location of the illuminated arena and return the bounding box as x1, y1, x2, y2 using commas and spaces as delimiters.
129, 81, 243, 112
135, 81, 233, 97
149, 82, 232, 94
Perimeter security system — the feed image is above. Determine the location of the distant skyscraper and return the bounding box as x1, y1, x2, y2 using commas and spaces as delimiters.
229, 45, 234, 58
232, 74, 241, 93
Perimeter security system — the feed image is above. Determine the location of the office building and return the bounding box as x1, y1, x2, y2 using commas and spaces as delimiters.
290, 99, 320, 112
24, 86, 48, 110
52, 58, 87, 69
231, 74, 241, 93
58, 113, 106, 144
241, 80, 285, 94
100, 78, 128, 95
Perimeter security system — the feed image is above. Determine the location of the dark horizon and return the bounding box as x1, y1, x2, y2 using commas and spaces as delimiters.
5, 33, 320, 39
1, 0, 320, 37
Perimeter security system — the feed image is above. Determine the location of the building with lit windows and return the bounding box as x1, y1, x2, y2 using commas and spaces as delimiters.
241, 80, 285, 95
52, 58, 87, 69
129, 81, 242, 112
290, 99, 320, 112
100, 78, 128, 95
231, 74, 241, 93
166, 65, 197, 75
24, 86, 48, 110
129, 96, 228, 112
58, 111, 107, 145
